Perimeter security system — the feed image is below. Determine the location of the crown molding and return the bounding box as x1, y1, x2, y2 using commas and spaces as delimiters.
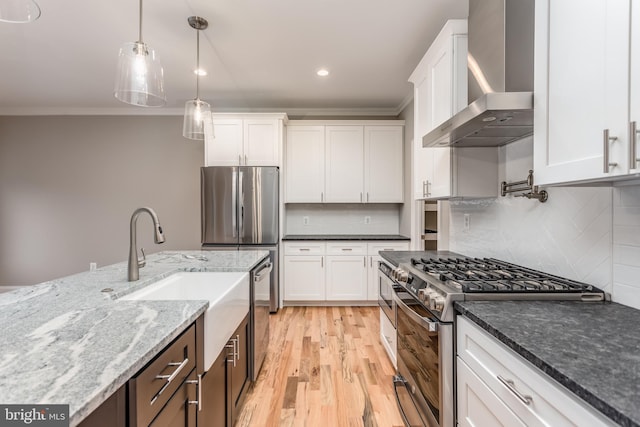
0, 102, 412, 118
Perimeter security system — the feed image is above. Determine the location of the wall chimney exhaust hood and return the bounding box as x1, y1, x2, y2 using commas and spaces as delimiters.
423, 0, 534, 148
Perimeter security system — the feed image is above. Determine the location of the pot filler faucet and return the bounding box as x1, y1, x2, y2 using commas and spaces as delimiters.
128, 207, 165, 281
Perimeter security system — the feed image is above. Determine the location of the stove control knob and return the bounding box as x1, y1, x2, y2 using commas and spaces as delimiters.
417, 289, 428, 302
395, 269, 409, 283
430, 295, 445, 312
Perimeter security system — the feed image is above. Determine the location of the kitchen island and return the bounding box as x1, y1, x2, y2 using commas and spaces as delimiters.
0, 250, 268, 426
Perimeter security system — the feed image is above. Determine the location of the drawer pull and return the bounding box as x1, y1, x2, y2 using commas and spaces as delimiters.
341, 248, 353, 251
226, 337, 238, 367
497, 375, 533, 405
155, 358, 190, 383
299, 248, 311, 252
186, 374, 202, 412
151, 357, 190, 404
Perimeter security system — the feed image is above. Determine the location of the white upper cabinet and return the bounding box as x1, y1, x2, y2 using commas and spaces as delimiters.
364, 126, 404, 203
534, 0, 633, 185
630, 3, 640, 173
325, 126, 364, 203
205, 114, 286, 167
285, 121, 404, 203
409, 20, 473, 200
285, 125, 325, 203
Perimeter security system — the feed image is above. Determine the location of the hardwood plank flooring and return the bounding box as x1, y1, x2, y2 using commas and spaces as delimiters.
236, 306, 404, 427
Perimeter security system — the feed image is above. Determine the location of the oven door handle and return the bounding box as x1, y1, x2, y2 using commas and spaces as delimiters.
393, 375, 416, 427
394, 293, 439, 332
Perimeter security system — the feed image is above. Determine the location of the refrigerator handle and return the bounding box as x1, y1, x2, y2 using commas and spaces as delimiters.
239, 169, 244, 239
232, 169, 237, 237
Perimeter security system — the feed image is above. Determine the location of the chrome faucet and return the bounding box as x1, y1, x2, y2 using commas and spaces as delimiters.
128, 207, 165, 281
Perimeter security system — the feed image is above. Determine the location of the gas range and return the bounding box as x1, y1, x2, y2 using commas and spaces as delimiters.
390, 256, 608, 322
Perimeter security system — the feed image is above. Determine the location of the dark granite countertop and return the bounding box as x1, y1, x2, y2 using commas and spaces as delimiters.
456, 301, 640, 427
282, 234, 410, 241
379, 250, 464, 266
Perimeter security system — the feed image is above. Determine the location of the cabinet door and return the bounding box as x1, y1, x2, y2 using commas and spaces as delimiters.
78, 386, 126, 427
285, 126, 325, 203
367, 255, 381, 301
457, 358, 526, 427
198, 350, 227, 427
206, 119, 243, 166
243, 119, 280, 166
283, 256, 325, 300
412, 74, 434, 200
229, 316, 249, 427
325, 255, 367, 301
325, 126, 364, 203
429, 147, 451, 198
534, 0, 630, 185
631, 2, 640, 173
364, 126, 404, 203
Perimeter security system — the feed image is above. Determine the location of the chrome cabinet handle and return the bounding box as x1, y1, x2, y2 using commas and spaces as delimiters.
427, 180, 431, 197
497, 375, 533, 406
321, 256, 324, 268
238, 154, 242, 166
155, 358, 190, 383
245, 154, 248, 165
603, 129, 618, 173
422, 180, 427, 197
360, 192, 363, 202
363, 256, 366, 267
186, 374, 203, 412
630, 121, 640, 170
341, 248, 353, 251
226, 338, 237, 367
299, 248, 310, 252
235, 334, 240, 360
366, 192, 369, 202
321, 192, 324, 202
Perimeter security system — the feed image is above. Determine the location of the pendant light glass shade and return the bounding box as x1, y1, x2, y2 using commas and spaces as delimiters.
114, 42, 166, 107
183, 16, 210, 140
183, 98, 211, 140
114, 0, 166, 107
0, 0, 41, 23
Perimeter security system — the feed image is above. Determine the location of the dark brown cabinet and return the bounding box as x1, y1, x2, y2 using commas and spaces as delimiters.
199, 314, 250, 427
78, 385, 126, 427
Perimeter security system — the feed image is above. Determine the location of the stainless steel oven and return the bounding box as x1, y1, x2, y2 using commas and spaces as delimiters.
393, 290, 453, 427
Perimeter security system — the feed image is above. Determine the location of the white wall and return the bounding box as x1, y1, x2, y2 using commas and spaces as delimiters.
0, 116, 203, 286
447, 135, 640, 309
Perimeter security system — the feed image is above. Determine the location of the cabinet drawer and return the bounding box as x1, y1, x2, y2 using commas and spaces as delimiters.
457, 317, 614, 427
367, 241, 409, 255
130, 324, 197, 427
283, 242, 325, 255
326, 242, 367, 255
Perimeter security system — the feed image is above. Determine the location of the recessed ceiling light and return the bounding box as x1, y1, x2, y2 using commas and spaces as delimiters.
194, 68, 207, 76
316, 69, 329, 77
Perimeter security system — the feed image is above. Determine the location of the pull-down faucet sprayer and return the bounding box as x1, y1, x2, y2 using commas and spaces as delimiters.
128, 207, 165, 281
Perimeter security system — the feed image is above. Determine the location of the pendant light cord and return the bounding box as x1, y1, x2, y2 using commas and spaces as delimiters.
138, 0, 143, 43
196, 29, 200, 99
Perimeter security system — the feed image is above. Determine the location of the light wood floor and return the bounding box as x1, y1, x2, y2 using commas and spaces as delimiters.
236, 306, 404, 427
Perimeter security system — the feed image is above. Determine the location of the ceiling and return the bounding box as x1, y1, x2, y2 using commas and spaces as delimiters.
0, 0, 468, 116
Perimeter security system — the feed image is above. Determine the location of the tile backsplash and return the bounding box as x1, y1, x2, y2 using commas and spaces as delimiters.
285, 203, 401, 235
449, 187, 613, 293
446, 138, 640, 309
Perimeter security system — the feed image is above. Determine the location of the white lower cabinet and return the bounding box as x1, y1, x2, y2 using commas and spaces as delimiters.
283, 240, 408, 303
325, 255, 367, 300
282, 255, 325, 301
457, 316, 615, 427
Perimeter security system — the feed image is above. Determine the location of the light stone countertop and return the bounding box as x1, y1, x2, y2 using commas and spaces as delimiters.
0, 250, 269, 426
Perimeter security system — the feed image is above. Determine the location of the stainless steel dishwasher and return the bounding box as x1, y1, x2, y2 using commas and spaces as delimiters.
250, 258, 272, 381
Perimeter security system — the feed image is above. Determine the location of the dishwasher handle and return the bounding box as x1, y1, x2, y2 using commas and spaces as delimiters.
253, 262, 273, 283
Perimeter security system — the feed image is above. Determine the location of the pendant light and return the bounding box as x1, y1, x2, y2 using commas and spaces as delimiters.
0, 0, 41, 23
183, 16, 211, 140
114, 0, 166, 107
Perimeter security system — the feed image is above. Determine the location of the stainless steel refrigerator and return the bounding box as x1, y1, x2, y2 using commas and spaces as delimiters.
201, 166, 279, 312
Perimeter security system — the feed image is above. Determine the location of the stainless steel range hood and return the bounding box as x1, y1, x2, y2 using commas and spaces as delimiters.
423, 0, 534, 148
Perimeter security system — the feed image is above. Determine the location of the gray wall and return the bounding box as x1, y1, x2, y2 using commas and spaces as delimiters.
0, 116, 203, 286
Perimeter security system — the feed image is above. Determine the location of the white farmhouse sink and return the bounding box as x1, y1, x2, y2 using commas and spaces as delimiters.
121, 272, 250, 371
